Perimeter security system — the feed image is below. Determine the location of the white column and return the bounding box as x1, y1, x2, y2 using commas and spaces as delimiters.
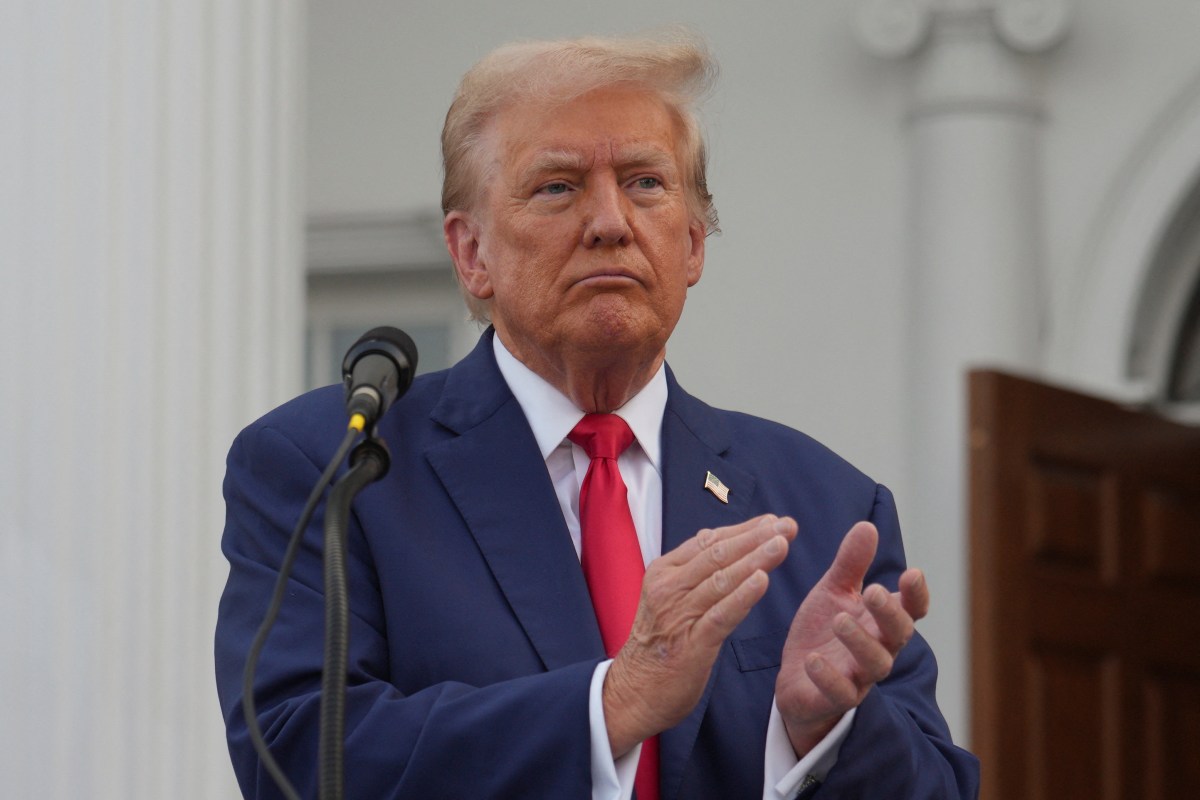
855, 0, 1069, 743
0, 1, 304, 797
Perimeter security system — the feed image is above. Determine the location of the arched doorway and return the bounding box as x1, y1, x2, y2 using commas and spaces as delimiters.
1128, 174, 1200, 414
1054, 67, 1200, 413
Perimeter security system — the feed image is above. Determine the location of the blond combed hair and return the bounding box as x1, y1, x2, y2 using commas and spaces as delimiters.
441, 29, 720, 234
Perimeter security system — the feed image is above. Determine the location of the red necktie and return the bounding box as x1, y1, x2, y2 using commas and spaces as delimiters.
568, 413, 659, 800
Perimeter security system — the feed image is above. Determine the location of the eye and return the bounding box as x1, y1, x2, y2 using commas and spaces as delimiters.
633, 177, 662, 190
539, 182, 571, 196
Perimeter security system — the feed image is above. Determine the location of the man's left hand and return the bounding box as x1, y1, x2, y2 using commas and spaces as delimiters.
774, 521, 930, 756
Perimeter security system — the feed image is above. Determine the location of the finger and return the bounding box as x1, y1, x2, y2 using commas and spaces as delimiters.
804, 652, 860, 713
661, 514, 789, 568
861, 583, 915, 653
898, 569, 930, 621
695, 530, 790, 611
693, 568, 771, 648
672, 515, 796, 589
821, 521, 878, 592
835, 608, 897, 684
864, 585, 913, 651
662, 514, 777, 566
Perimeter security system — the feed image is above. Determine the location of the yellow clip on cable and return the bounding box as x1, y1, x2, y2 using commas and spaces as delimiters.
348, 413, 366, 433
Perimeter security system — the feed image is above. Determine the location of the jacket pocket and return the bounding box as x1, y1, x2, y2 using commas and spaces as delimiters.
730, 627, 788, 672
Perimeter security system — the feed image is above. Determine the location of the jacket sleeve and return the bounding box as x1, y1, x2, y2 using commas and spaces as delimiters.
214, 421, 598, 800
814, 485, 980, 799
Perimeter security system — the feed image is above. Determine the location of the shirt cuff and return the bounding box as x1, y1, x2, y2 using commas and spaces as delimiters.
763, 699, 856, 799
589, 659, 641, 800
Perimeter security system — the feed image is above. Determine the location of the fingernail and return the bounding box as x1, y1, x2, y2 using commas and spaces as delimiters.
773, 519, 791, 535
765, 536, 782, 555
867, 587, 886, 608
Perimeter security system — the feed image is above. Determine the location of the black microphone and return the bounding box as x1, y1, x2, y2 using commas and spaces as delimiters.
341, 326, 418, 429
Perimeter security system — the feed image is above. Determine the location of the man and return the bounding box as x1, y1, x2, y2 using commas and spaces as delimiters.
216, 32, 979, 799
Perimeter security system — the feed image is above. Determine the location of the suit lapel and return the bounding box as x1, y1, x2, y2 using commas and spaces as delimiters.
658, 368, 758, 800
659, 370, 758, 552
426, 332, 604, 671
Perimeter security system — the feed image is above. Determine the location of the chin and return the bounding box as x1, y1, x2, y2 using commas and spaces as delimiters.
583, 325, 670, 365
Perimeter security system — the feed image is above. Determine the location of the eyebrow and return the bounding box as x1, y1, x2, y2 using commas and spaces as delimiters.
518, 144, 679, 187
615, 144, 678, 171
519, 149, 591, 185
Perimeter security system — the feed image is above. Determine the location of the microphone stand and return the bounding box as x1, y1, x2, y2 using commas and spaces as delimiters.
318, 433, 390, 800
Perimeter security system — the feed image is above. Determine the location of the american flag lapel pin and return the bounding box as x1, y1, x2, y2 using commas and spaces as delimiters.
704, 471, 730, 504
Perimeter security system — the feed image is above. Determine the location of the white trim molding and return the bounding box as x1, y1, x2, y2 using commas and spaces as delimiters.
855, 0, 1071, 59
307, 211, 449, 274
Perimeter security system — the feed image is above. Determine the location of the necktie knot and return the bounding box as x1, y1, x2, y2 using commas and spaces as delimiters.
568, 413, 634, 461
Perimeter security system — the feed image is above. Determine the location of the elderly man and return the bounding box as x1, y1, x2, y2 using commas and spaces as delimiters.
216, 32, 979, 799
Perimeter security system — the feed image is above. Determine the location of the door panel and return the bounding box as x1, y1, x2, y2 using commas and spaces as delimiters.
968, 370, 1200, 800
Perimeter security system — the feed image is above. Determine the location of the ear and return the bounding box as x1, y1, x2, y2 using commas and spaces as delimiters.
444, 211, 494, 301
685, 218, 706, 287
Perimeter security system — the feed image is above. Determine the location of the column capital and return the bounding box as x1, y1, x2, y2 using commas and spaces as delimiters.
855, 0, 1071, 59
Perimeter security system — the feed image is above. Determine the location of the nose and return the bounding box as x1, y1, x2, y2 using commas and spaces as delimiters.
581, 177, 632, 248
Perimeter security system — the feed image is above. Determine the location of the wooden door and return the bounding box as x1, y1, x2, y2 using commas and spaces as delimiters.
969, 370, 1200, 800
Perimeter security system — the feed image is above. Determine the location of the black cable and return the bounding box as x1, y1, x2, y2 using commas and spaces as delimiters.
318, 441, 388, 800
241, 425, 359, 800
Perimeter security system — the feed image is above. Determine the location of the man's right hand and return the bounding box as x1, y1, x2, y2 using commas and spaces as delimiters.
601, 514, 798, 756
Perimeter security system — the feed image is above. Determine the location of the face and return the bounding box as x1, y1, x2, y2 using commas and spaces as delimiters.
444, 85, 705, 382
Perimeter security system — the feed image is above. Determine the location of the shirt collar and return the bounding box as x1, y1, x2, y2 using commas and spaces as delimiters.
492, 333, 666, 469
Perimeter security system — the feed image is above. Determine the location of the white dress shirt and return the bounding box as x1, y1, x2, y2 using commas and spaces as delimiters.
492, 335, 851, 800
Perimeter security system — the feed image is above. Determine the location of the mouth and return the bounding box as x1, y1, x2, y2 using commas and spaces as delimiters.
573, 269, 641, 289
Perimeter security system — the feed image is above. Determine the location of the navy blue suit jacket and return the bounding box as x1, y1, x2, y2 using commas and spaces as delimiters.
215, 330, 979, 798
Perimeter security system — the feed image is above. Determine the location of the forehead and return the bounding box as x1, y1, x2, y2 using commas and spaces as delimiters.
486, 85, 685, 176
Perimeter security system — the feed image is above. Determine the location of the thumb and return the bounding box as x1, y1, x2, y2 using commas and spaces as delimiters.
822, 521, 878, 592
